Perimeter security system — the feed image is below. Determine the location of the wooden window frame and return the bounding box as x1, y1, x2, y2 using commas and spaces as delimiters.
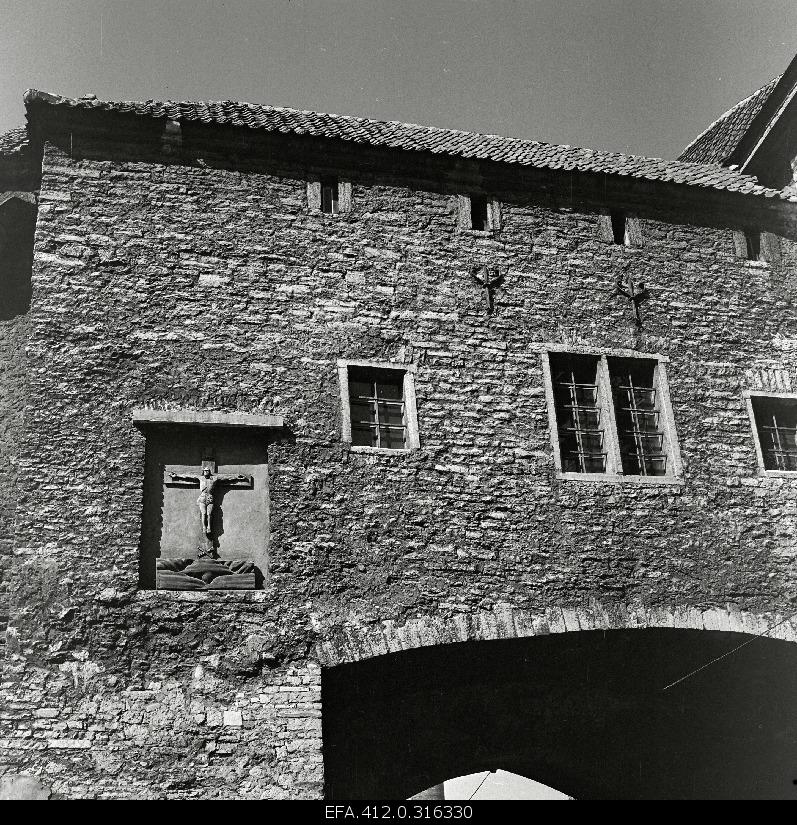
598, 209, 642, 247
307, 174, 352, 214
337, 359, 420, 453
542, 347, 683, 484
744, 390, 797, 477
457, 194, 501, 233
733, 230, 781, 265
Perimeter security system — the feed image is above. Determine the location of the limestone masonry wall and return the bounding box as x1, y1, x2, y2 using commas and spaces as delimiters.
2, 120, 796, 797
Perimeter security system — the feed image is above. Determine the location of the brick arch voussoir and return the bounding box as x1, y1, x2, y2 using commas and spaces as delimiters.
315, 603, 797, 667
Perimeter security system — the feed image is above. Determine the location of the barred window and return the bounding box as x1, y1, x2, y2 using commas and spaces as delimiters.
348, 368, 406, 449
748, 394, 797, 472
544, 350, 681, 482
550, 353, 606, 473
338, 360, 420, 452
608, 358, 668, 476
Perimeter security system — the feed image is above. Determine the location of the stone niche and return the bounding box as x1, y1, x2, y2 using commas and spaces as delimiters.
135, 410, 284, 590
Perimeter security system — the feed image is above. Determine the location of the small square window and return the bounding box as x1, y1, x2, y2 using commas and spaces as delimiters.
745, 231, 762, 261
734, 230, 781, 264
457, 195, 499, 232
321, 177, 339, 215
747, 393, 797, 473
470, 196, 489, 231
610, 211, 629, 245
338, 361, 420, 451
599, 210, 641, 247
543, 349, 681, 483
307, 176, 351, 214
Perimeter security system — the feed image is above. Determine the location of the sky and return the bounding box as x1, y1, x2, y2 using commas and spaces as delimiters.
1, 1, 796, 161
444, 769, 571, 800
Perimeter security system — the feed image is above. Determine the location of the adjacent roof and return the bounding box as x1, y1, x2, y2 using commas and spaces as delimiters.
0, 126, 29, 159
23, 89, 796, 201
678, 75, 781, 165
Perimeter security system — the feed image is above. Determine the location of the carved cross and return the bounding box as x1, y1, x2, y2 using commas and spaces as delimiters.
165, 458, 253, 555
471, 266, 504, 315
612, 273, 651, 329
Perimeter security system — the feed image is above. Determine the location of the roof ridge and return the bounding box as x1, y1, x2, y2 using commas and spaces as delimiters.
22, 88, 796, 202
21, 87, 699, 167
678, 74, 782, 163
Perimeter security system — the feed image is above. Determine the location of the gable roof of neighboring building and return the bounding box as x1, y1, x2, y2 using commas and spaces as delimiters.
23, 89, 796, 202
0, 126, 29, 159
678, 75, 782, 165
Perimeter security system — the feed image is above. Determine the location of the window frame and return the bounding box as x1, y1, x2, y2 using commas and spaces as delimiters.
744, 390, 797, 477
337, 359, 420, 453
598, 209, 642, 247
457, 194, 501, 233
733, 230, 781, 266
542, 346, 683, 484
307, 174, 352, 214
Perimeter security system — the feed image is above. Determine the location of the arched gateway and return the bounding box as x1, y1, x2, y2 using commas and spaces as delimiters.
320, 620, 797, 799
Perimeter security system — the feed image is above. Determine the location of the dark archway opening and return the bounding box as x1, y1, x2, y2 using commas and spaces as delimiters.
322, 629, 797, 799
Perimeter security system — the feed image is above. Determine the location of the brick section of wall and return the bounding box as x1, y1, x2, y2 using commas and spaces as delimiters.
2, 127, 797, 797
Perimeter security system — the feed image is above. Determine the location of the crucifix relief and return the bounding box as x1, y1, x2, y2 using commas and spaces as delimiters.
166, 459, 252, 545
135, 409, 282, 592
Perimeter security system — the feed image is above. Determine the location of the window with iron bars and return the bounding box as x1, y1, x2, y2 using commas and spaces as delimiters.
748, 394, 797, 472
608, 357, 668, 476
545, 351, 680, 481
348, 366, 407, 450
550, 353, 607, 473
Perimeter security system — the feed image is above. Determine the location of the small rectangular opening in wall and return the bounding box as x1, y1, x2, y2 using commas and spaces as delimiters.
607, 357, 667, 477
745, 231, 762, 261
750, 395, 797, 471
549, 352, 607, 473
348, 366, 407, 450
470, 196, 489, 231
321, 177, 339, 214
610, 211, 628, 245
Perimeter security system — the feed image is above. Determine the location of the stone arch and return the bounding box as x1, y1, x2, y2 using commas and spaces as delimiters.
315, 602, 797, 666
321, 622, 797, 799
0, 191, 36, 211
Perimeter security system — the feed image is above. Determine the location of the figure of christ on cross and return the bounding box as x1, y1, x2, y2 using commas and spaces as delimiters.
168, 462, 253, 536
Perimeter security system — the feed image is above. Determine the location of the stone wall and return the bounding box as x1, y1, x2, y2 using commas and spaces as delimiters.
2, 119, 796, 797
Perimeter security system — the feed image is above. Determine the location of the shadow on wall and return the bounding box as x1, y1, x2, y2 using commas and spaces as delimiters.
323, 629, 797, 800
0, 198, 35, 321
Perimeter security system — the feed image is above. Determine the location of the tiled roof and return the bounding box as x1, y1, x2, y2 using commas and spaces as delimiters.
678, 76, 781, 164
0, 126, 29, 158
23, 89, 796, 201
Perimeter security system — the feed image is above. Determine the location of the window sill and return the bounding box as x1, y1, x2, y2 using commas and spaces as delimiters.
756, 469, 797, 479
459, 228, 499, 237
134, 589, 269, 602
347, 444, 418, 455
741, 259, 769, 268
556, 472, 684, 486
